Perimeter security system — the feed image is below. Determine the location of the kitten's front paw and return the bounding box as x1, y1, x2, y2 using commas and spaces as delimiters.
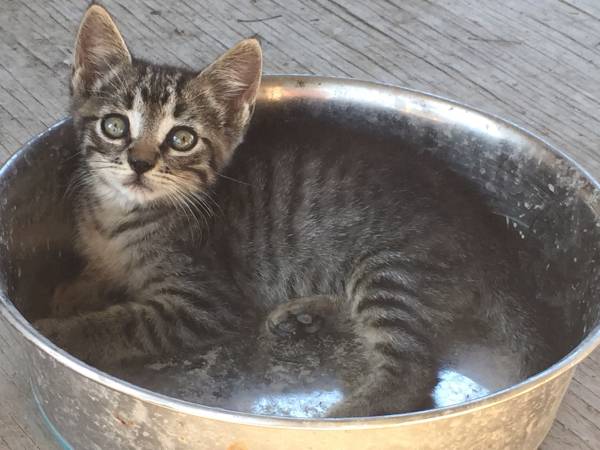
33, 318, 63, 344
50, 283, 79, 317
33, 317, 90, 363
50, 279, 100, 318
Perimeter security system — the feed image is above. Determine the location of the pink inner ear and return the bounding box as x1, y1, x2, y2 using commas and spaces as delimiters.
237, 55, 262, 105
241, 76, 261, 106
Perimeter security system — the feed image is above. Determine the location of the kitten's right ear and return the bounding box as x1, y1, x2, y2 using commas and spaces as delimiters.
72, 4, 131, 95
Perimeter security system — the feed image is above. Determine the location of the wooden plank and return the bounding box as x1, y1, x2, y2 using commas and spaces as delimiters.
0, 0, 599, 448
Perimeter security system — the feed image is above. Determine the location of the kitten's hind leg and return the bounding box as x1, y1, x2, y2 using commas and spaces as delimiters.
266, 295, 341, 338
326, 342, 437, 417
327, 253, 455, 417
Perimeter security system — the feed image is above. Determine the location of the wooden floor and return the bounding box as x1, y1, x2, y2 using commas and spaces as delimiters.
0, 0, 599, 448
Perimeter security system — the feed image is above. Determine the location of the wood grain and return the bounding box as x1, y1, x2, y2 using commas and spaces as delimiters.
0, 0, 599, 448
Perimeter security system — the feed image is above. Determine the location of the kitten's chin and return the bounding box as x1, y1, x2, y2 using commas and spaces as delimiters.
123, 182, 157, 203
93, 174, 163, 209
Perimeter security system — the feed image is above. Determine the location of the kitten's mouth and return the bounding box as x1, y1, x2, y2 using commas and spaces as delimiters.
124, 176, 152, 192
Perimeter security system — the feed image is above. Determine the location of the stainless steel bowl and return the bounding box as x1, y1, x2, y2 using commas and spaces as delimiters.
1, 76, 599, 450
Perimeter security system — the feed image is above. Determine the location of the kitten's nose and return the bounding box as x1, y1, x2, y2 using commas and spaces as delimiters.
127, 145, 158, 175
128, 156, 155, 174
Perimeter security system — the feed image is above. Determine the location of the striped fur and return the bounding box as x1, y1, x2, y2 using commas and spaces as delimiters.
34, 5, 548, 417
36, 5, 261, 365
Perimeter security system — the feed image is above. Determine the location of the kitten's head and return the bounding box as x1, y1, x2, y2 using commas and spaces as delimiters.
71, 5, 262, 208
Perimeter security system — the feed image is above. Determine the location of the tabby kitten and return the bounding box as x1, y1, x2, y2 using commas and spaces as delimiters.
35, 4, 546, 417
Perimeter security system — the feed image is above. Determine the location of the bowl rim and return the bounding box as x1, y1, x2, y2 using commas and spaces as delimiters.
1, 74, 599, 429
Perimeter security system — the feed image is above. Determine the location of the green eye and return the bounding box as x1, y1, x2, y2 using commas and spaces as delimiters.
101, 114, 129, 139
168, 127, 198, 152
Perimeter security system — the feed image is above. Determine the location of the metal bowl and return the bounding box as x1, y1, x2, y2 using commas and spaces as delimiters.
1, 76, 599, 449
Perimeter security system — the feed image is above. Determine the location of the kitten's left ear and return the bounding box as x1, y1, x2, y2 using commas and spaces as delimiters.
193, 39, 262, 123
